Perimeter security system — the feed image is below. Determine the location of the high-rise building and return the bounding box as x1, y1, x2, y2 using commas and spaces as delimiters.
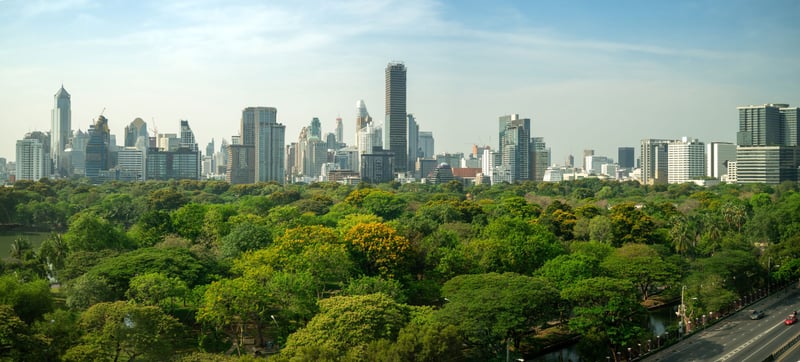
146, 147, 201, 181
706, 142, 737, 180
385, 62, 407, 173
419, 131, 434, 158
582, 149, 594, 172
355, 99, 372, 150
85, 115, 111, 183
310, 117, 322, 139
335, 117, 343, 145
358, 123, 383, 173
531, 137, 550, 181
734, 104, 800, 184
640, 139, 675, 185
227, 144, 255, 184
242, 107, 285, 183
326, 133, 337, 150
179, 120, 201, 177
51, 85, 71, 177
781, 107, 800, 146
180, 120, 198, 152
16, 138, 47, 181
618, 147, 635, 169
124, 118, 148, 148
733, 146, 800, 184
667, 137, 705, 184
361, 147, 394, 184
498, 114, 530, 182
117, 147, 145, 181
407, 114, 419, 172
737, 104, 784, 146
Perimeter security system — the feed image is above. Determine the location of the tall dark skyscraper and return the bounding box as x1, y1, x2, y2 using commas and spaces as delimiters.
385, 62, 407, 173
51, 85, 71, 176
85, 115, 111, 183
618, 147, 635, 169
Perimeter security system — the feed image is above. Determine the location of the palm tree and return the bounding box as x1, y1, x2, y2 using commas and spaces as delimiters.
9, 236, 32, 260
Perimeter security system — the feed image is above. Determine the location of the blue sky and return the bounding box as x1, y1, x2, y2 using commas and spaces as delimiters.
1, 0, 798, 165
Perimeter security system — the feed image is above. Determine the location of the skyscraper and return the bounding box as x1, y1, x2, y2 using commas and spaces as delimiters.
734, 103, 800, 184
310, 117, 322, 139
180, 120, 198, 151
407, 114, 419, 172
51, 85, 71, 176
242, 107, 285, 183
419, 131, 434, 159
737, 104, 783, 146
124, 118, 148, 148
640, 139, 674, 185
355, 99, 372, 151
335, 117, 343, 145
385, 62, 407, 173
498, 114, 530, 182
85, 115, 111, 183
618, 147, 635, 169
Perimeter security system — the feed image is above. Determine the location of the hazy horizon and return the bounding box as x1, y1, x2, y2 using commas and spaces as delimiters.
2, 0, 798, 166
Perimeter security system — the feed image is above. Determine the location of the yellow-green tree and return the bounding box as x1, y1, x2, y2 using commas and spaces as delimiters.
344, 222, 413, 278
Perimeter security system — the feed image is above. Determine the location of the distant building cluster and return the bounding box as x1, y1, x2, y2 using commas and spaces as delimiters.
6, 73, 799, 187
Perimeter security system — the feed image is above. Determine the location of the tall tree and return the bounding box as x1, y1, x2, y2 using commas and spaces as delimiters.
436, 272, 560, 360
561, 277, 646, 360
64, 301, 182, 362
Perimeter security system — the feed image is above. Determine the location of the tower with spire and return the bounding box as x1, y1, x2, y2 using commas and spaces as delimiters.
51, 85, 71, 177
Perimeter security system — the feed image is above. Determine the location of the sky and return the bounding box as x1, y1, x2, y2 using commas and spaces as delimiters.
1, 0, 799, 166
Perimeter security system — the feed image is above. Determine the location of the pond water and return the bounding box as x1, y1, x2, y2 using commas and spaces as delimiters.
0, 231, 50, 258
530, 303, 679, 361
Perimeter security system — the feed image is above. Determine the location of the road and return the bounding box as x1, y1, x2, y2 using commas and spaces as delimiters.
645, 286, 800, 362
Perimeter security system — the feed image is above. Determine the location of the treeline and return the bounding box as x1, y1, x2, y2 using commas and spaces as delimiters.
1, 178, 799, 361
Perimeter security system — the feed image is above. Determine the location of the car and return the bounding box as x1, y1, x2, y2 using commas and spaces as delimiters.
750, 310, 765, 320
785, 313, 798, 325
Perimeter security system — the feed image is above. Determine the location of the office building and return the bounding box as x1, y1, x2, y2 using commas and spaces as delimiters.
668, 137, 705, 184
146, 147, 201, 181
618, 147, 635, 169
736, 104, 783, 146
124, 118, 148, 148
408, 114, 419, 172
85, 116, 112, 183
734, 104, 800, 184
51, 85, 71, 177
361, 147, 394, 184
355, 99, 372, 150
117, 147, 145, 181
310, 117, 322, 139
226, 144, 255, 184
498, 114, 530, 182
385, 62, 407, 173
734, 146, 800, 184
358, 123, 383, 173
706, 142, 737, 179
531, 137, 550, 181
242, 107, 285, 183
335, 117, 343, 145
419, 131, 434, 159
640, 139, 675, 185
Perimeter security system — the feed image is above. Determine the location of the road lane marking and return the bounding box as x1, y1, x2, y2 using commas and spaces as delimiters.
716, 322, 784, 361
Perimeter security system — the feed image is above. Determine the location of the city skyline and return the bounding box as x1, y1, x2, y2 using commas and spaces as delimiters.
1, 0, 799, 164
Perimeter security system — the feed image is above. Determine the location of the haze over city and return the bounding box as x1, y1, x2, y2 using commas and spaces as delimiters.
1, 0, 798, 163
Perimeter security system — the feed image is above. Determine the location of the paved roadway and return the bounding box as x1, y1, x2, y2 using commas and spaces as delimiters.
645, 286, 800, 362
